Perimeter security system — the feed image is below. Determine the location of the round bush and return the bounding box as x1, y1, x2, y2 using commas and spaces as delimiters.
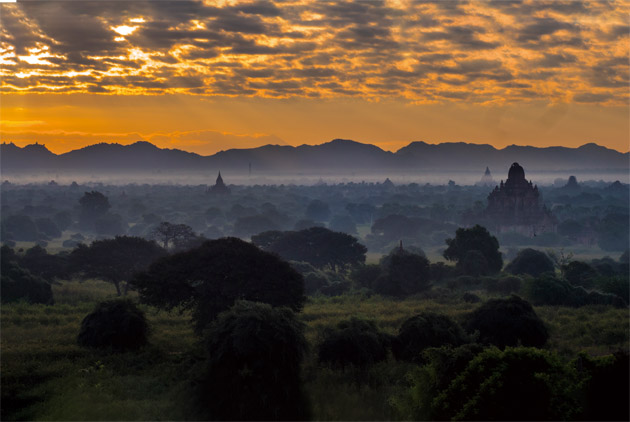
505, 248, 554, 277
77, 299, 149, 351
392, 312, 467, 362
198, 301, 309, 421
464, 295, 548, 348
318, 317, 391, 368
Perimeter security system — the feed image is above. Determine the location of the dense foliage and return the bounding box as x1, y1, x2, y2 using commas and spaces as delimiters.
132, 237, 305, 332
263, 227, 367, 272
374, 247, 431, 297
392, 312, 467, 362
70, 236, 165, 296
431, 347, 577, 421
505, 248, 555, 277
1, 260, 54, 305
77, 299, 149, 351
197, 301, 309, 421
318, 317, 391, 368
444, 225, 503, 274
464, 295, 548, 348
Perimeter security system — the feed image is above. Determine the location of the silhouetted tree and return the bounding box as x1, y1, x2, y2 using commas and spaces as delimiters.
328, 214, 358, 235
431, 347, 578, 421
464, 296, 548, 348
374, 248, 431, 297
150, 221, 196, 250
444, 225, 503, 273
1, 258, 53, 304
562, 260, 598, 288
505, 248, 555, 277
318, 317, 391, 369
196, 301, 309, 421
392, 312, 467, 362
268, 227, 367, 272
20, 245, 69, 281
251, 230, 284, 249
94, 213, 126, 236
79, 191, 110, 228
1, 214, 39, 241
577, 350, 630, 421
350, 264, 382, 290
392, 343, 484, 420
70, 236, 165, 296
305, 199, 331, 221
132, 238, 305, 332
35, 217, 61, 238
234, 215, 278, 238
78, 299, 149, 351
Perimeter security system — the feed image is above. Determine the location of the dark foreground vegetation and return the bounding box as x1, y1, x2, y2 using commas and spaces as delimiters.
1, 179, 629, 420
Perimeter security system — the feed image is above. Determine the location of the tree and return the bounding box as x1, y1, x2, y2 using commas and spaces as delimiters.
392, 344, 485, 420
79, 191, 110, 227
94, 213, 126, 236
305, 199, 331, 221
132, 238, 305, 333
20, 245, 69, 281
35, 217, 62, 238
431, 347, 578, 421
577, 350, 629, 421
251, 230, 285, 249
371, 214, 418, 243
444, 225, 503, 273
267, 227, 367, 272
1, 254, 54, 305
195, 301, 309, 421
318, 317, 391, 369
563, 260, 598, 288
1, 214, 39, 241
464, 296, 548, 348
505, 248, 555, 277
70, 236, 165, 296
233, 215, 278, 238
149, 221, 196, 250
392, 312, 467, 362
77, 299, 149, 351
328, 214, 358, 235
374, 248, 431, 297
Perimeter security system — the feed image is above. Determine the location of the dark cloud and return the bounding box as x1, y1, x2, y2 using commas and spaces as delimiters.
535, 52, 577, 68
1, 0, 626, 105
573, 92, 613, 103
516, 17, 578, 43
422, 26, 499, 50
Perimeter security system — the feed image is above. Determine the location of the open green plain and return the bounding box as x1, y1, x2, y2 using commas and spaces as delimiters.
2, 280, 628, 421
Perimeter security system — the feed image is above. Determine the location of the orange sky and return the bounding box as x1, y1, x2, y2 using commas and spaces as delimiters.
1, 0, 629, 155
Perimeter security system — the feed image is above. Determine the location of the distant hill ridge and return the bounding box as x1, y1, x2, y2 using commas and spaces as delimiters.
1, 139, 628, 175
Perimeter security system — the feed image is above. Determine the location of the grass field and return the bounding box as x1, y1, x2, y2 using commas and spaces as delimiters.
2, 280, 628, 421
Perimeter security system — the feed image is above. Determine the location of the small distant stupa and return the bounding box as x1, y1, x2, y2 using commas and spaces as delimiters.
207, 171, 231, 195
382, 178, 395, 188
476, 167, 495, 186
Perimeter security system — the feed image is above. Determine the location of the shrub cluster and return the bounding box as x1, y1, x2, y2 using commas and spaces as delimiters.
464, 295, 548, 348
77, 299, 149, 351
392, 312, 467, 363
197, 301, 309, 421
318, 317, 391, 368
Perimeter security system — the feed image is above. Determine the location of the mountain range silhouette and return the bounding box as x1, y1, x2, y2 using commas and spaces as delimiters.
1, 139, 627, 175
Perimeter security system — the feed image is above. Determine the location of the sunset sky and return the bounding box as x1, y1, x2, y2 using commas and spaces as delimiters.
1, 0, 628, 155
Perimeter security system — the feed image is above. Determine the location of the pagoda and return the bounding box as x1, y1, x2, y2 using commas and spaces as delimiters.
484, 163, 556, 236
207, 172, 231, 195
